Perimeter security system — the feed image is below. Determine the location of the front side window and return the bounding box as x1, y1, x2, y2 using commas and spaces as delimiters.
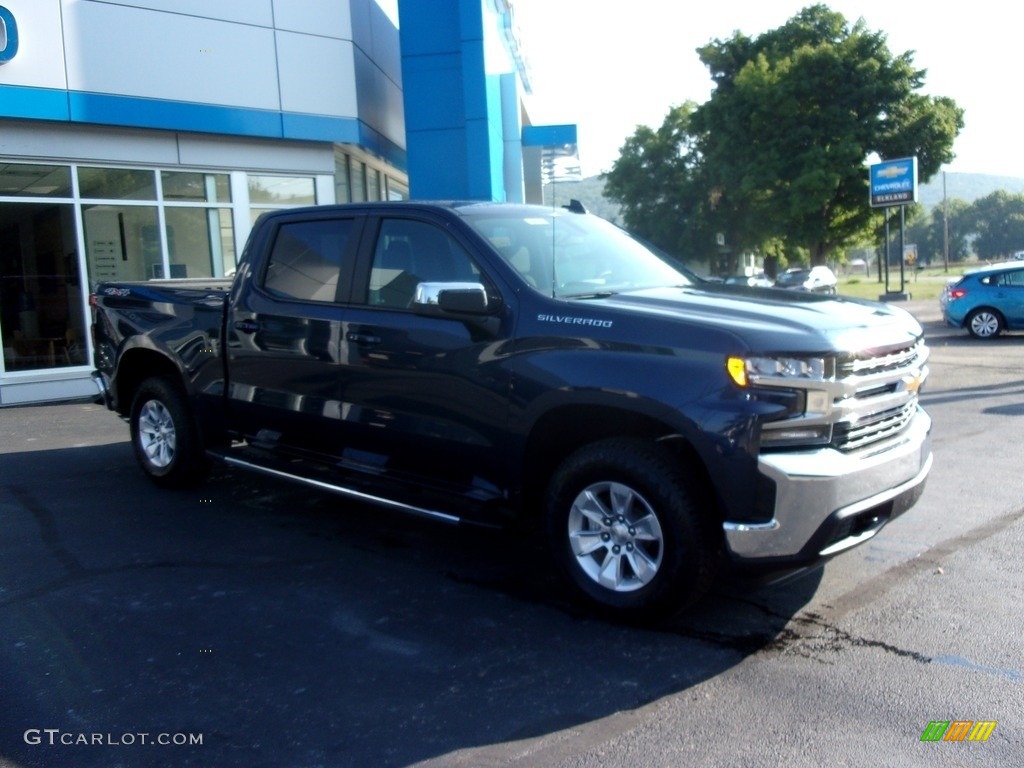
368, 219, 481, 309
263, 218, 355, 303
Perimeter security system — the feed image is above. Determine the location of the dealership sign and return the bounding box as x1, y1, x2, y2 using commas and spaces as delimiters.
0, 5, 18, 64
869, 157, 918, 207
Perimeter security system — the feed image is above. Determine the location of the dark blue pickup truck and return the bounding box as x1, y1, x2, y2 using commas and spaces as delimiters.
91, 201, 932, 621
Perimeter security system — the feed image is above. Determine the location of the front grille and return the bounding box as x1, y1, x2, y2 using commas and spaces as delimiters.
831, 339, 927, 452
757, 337, 928, 454
838, 340, 925, 377
832, 400, 918, 451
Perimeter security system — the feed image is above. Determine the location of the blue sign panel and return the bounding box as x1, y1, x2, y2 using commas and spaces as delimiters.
0, 6, 18, 64
869, 157, 918, 207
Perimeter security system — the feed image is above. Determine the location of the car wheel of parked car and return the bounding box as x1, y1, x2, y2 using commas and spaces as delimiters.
544, 438, 719, 622
130, 376, 208, 487
966, 308, 1003, 339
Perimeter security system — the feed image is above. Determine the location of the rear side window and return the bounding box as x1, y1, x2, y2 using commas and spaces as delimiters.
263, 218, 354, 302
996, 269, 1024, 287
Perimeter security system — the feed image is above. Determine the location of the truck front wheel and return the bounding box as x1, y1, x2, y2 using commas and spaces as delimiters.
129, 376, 208, 487
544, 438, 719, 622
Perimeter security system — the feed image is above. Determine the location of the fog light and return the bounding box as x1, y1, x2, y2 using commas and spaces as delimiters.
761, 424, 832, 446
806, 390, 830, 415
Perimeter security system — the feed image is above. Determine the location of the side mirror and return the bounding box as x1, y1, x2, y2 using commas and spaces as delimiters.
413, 282, 501, 315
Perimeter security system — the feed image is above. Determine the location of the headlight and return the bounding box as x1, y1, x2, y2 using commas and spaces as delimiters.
726, 355, 832, 387
727, 354, 834, 425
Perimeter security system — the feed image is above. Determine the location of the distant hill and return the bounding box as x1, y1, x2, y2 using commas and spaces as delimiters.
543, 172, 1024, 223
542, 176, 623, 223
919, 172, 1024, 209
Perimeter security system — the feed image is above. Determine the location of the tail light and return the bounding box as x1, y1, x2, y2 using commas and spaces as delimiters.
949, 288, 967, 300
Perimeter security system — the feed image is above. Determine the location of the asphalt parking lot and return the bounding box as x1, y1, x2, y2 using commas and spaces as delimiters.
1, 298, 1021, 768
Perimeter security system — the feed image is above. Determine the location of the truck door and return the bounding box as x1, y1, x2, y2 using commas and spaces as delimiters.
337, 215, 515, 505
225, 212, 362, 457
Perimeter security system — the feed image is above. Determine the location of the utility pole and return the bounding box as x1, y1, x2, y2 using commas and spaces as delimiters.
943, 171, 950, 273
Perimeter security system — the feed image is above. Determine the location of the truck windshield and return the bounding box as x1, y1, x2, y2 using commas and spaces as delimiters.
461, 207, 693, 298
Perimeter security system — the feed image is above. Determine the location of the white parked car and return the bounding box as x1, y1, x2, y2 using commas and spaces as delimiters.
774, 266, 838, 294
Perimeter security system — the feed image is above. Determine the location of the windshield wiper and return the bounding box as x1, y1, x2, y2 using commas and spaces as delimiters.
563, 290, 617, 300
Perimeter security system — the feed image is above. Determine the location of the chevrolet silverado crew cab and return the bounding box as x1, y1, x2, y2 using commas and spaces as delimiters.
91, 201, 932, 621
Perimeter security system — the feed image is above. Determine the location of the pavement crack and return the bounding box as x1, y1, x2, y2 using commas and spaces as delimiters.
689, 597, 933, 665
9, 484, 87, 576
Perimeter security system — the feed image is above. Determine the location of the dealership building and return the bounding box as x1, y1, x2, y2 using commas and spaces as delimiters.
0, 0, 573, 405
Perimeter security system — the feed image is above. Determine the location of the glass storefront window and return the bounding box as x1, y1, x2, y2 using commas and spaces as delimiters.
335, 154, 351, 203
350, 162, 366, 202
0, 164, 73, 198
162, 171, 231, 203
248, 176, 316, 205
163, 207, 236, 278
82, 204, 160, 283
78, 167, 157, 200
0, 203, 88, 371
367, 168, 380, 201
386, 177, 408, 201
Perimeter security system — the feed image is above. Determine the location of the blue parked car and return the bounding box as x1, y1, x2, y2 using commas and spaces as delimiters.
942, 262, 1024, 338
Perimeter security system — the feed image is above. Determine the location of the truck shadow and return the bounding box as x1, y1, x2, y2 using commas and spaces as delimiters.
1, 442, 821, 768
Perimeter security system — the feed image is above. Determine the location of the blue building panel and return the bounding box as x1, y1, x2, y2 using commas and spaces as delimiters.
399, 58, 466, 132
523, 124, 579, 147
68, 92, 284, 139
396, 0, 462, 56
398, 0, 513, 201
0, 84, 70, 122
406, 129, 470, 194
282, 113, 361, 144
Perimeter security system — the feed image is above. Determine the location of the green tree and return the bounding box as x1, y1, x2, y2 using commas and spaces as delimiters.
967, 191, 1024, 260
602, 103, 714, 262
904, 198, 972, 265
606, 4, 964, 269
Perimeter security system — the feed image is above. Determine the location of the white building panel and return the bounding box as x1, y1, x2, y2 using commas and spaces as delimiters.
0, 0, 68, 89
78, 0, 274, 27
177, 134, 336, 174
62, 1, 281, 110
0, 120, 183, 165
276, 32, 359, 118
272, 0, 352, 40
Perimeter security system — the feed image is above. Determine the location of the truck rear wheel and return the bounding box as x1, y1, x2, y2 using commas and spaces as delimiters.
129, 376, 208, 487
544, 438, 719, 622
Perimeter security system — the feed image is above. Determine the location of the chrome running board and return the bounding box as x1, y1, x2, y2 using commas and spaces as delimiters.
217, 452, 462, 525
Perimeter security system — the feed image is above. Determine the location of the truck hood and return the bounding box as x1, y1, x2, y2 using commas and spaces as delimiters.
594, 284, 924, 354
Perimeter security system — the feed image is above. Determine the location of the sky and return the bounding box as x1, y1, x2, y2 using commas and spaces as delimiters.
507, 1, 1024, 180
371, 1, 1024, 181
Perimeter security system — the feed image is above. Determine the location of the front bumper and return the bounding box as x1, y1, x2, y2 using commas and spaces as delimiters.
91, 370, 114, 410
722, 406, 932, 563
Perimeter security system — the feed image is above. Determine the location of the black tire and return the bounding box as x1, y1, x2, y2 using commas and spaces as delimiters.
544, 438, 720, 622
129, 376, 208, 487
966, 308, 1003, 339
